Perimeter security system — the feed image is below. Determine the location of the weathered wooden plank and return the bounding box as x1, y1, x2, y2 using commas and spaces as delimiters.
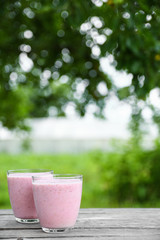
0, 208, 108, 215
1, 228, 160, 238
1, 209, 160, 239
3, 238, 160, 240
1, 208, 160, 216
0, 208, 142, 214
1, 216, 160, 230
0, 209, 13, 215
0, 220, 40, 229
1, 209, 160, 230
1, 208, 160, 215
1, 211, 160, 222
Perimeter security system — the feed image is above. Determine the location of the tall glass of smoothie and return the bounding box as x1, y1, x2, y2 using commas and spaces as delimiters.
32, 174, 83, 233
7, 169, 53, 223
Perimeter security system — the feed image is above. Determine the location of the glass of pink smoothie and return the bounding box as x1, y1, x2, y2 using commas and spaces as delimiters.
32, 174, 83, 233
7, 169, 53, 223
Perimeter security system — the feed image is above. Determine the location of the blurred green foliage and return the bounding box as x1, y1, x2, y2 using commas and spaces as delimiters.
1, 1, 160, 130
2, 141, 160, 209
95, 144, 160, 206
0, 153, 100, 208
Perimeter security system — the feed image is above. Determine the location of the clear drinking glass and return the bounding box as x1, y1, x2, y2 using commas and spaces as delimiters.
32, 174, 83, 233
7, 169, 53, 223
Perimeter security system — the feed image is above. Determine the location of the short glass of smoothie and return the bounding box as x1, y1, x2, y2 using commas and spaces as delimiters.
7, 169, 53, 223
32, 174, 83, 233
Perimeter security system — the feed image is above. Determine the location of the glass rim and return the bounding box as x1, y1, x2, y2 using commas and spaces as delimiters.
32, 174, 83, 181
7, 169, 53, 175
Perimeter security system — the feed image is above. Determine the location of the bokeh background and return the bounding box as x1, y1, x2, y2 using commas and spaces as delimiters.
1, 0, 160, 209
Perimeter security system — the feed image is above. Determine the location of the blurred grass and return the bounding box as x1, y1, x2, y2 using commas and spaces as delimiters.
1, 147, 160, 209
0, 153, 102, 209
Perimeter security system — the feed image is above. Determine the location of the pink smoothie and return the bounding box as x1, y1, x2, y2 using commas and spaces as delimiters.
7, 172, 52, 219
32, 179, 82, 229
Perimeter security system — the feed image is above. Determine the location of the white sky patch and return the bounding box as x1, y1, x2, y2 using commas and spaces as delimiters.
85, 103, 98, 116
149, 88, 160, 108
95, 34, 106, 45
42, 70, 51, 79
91, 0, 103, 7
40, 78, 49, 88
23, 8, 35, 19
76, 81, 87, 95
24, 30, 33, 39
91, 16, 103, 28
59, 75, 69, 84
64, 102, 77, 118
52, 71, 59, 80
19, 53, 33, 72
10, 72, 18, 82
0, 125, 15, 140
97, 82, 108, 96
92, 45, 101, 57
122, 12, 130, 19
80, 22, 92, 33
9, 72, 18, 88
142, 107, 153, 121
146, 15, 152, 21
90, 28, 98, 39
103, 28, 113, 36
104, 95, 132, 124
100, 57, 132, 88
74, 80, 89, 100
20, 44, 31, 53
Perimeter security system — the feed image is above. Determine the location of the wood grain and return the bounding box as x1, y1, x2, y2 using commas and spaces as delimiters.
1, 209, 160, 239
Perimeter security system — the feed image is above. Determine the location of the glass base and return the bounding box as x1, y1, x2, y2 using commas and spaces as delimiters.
15, 217, 39, 224
42, 227, 72, 233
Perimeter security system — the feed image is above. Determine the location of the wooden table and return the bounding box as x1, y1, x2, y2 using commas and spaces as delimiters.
1, 208, 160, 239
